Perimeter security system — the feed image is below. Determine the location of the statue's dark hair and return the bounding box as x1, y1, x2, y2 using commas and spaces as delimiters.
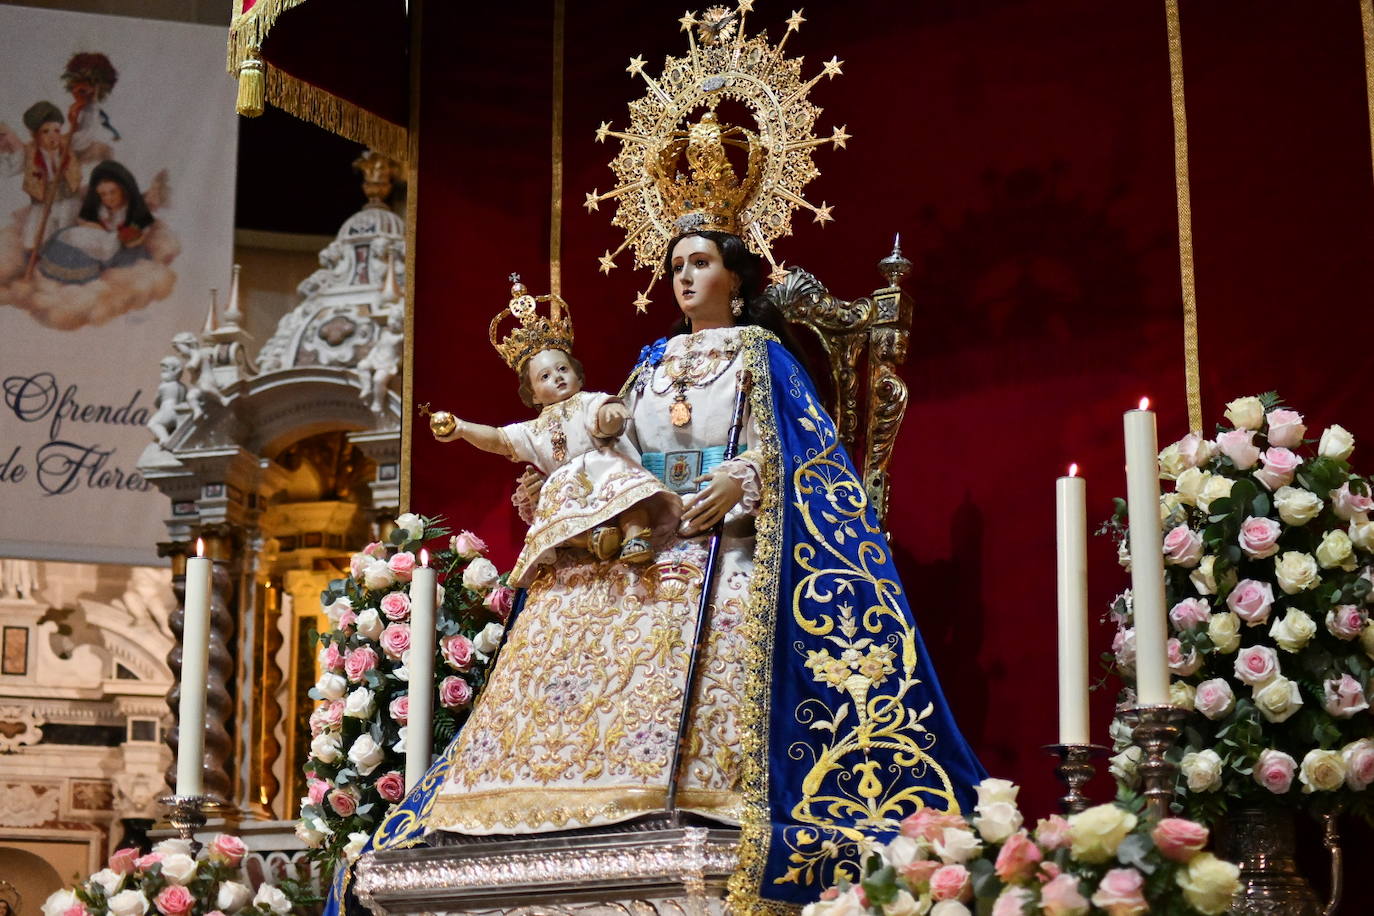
517, 349, 585, 408
662, 230, 807, 363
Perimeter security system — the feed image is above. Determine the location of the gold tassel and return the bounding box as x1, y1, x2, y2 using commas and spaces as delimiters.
236, 50, 265, 117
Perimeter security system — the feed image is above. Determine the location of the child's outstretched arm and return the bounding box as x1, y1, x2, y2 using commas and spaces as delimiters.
435, 418, 515, 459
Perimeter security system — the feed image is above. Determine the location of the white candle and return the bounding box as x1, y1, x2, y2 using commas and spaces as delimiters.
176, 539, 211, 797
1124, 400, 1170, 705
406, 550, 437, 791
1056, 465, 1090, 744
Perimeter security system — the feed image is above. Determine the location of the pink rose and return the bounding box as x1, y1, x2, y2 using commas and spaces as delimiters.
1234, 645, 1280, 686
1169, 598, 1211, 631
387, 550, 417, 580
389, 694, 409, 725
344, 645, 379, 682
1217, 429, 1261, 470
64, 905, 89, 916
1168, 638, 1202, 676
899, 859, 941, 888
1323, 674, 1369, 718
929, 864, 972, 902
337, 609, 358, 630
1327, 605, 1367, 640
1265, 409, 1307, 448
309, 705, 333, 736
135, 852, 163, 870
1039, 861, 1063, 882
328, 788, 358, 816
1227, 579, 1275, 625
439, 675, 473, 708
364, 541, 387, 559
1194, 678, 1235, 720
442, 634, 475, 671
350, 553, 367, 580
380, 623, 411, 660
1163, 525, 1204, 567
993, 831, 1042, 882
1034, 814, 1072, 850
307, 778, 329, 806
376, 770, 406, 801
208, 833, 247, 866
108, 846, 139, 874
1040, 873, 1089, 916
992, 888, 1035, 916
1112, 627, 1137, 669
155, 885, 195, 916
1239, 516, 1282, 560
451, 530, 488, 558
323, 700, 345, 728
379, 591, 412, 621
1254, 748, 1297, 794
1151, 818, 1209, 863
1343, 740, 1374, 790
1177, 433, 1215, 469
1254, 447, 1301, 491
899, 808, 967, 843
485, 585, 516, 621
1332, 483, 1374, 520
321, 643, 344, 671
1090, 868, 1147, 916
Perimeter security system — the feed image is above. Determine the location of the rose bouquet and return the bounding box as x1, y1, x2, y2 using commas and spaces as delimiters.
43, 836, 311, 916
298, 513, 512, 866
804, 779, 1239, 916
1106, 394, 1374, 821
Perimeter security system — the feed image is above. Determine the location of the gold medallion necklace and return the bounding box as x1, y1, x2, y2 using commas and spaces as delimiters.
650, 337, 740, 427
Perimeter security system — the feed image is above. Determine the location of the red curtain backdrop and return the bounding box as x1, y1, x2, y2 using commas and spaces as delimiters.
407, 0, 1374, 855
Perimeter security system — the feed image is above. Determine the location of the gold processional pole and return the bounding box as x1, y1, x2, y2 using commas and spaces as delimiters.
550, 0, 566, 297
1165, 0, 1203, 434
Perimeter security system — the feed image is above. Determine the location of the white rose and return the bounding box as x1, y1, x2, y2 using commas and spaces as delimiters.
1197, 475, 1235, 513
1110, 745, 1143, 788
1224, 396, 1265, 430
1160, 492, 1185, 524
1253, 675, 1304, 723
344, 831, 370, 861
1190, 556, 1220, 596
1274, 485, 1323, 526
1159, 443, 1187, 481
1207, 612, 1241, 653
1269, 608, 1317, 653
474, 621, 505, 655
295, 817, 328, 847
1351, 517, 1374, 554
393, 724, 408, 753
159, 851, 198, 885
90, 868, 124, 896
217, 881, 253, 914
883, 890, 922, 916
1169, 681, 1197, 710
394, 512, 425, 542
1317, 530, 1357, 570
152, 838, 194, 857
1275, 551, 1320, 595
324, 595, 352, 625
315, 671, 347, 700
1182, 749, 1223, 792
1299, 749, 1347, 793
1176, 467, 1210, 506
881, 834, 921, 869
348, 732, 386, 775
253, 884, 293, 916
106, 891, 150, 916
462, 557, 501, 592
930, 902, 971, 916
310, 731, 342, 764
1319, 424, 1356, 461
973, 777, 1019, 807
42, 891, 80, 916
355, 608, 384, 640
362, 557, 395, 590
932, 825, 982, 864
974, 800, 1022, 843
344, 686, 376, 719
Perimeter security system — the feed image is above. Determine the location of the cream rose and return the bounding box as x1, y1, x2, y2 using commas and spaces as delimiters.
355, 607, 384, 640
1363, 622, 1374, 661
1197, 475, 1236, 512
1207, 612, 1242, 653
974, 801, 1023, 843
1159, 442, 1186, 480
1253, 675, 1303, 723
974, 777, 1018, 806
1176, 852, 1241, 915
1274, 485, 1323, 525
348, 733, 385, 775
1176, 467, 1210, 506
1299, 749, 1347, 793
1269, 608, 1316, 653
216, 882, 252, 914
310, 731, 342, 764
1275, 551, 1320, 595
1224, 396, 1265, 430
253, 885, 293, 916
106, 891, 150, 916
1316, 529, 1357, 571
1169, 680, 1197, 710
159, 852, 197, 885
343, 686, 376, 719
393, 512, 424, 542
1351, 516, 1374, 553
1181, 749, 1223, 792
1319, 424, 1356, 461
1190, 556, 1220, 595
1110, 746, 1143, 788
1160, 492, 1185, 524
462, 557, 501, 591
344, 830, 369, 861
1067, 803, 1137, 864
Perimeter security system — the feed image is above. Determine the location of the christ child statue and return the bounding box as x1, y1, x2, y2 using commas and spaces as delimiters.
429, 278, 680, 587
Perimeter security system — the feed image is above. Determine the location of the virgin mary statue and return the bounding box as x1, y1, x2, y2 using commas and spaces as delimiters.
369, 8, 985, 912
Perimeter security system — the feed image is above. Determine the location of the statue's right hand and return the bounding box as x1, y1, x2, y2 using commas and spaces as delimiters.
516, 466, 546, 504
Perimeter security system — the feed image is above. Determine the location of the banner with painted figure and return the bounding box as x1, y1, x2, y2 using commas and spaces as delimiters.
0, 8, 237, 564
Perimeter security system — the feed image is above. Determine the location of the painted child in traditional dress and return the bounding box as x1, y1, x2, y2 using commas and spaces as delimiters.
428, 276, 680, 586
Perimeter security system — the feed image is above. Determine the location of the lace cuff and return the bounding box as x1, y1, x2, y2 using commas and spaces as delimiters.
511, 482, 535, 525
720, 451, 762, 519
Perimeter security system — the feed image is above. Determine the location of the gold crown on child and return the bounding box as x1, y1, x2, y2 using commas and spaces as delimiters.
489, 274, 575, 373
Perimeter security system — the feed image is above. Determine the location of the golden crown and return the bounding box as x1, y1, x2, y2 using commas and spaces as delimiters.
586, 3, 850, 312
489, 274, 575, 374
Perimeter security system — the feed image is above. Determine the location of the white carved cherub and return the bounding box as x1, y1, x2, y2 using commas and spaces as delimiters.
147, 355, 188, 445
356, 307, 404, 413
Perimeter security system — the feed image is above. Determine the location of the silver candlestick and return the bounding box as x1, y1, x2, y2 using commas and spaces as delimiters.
1044, 743, 1109, 814
1121, 704, 1188, 820
158, 794, 221, 856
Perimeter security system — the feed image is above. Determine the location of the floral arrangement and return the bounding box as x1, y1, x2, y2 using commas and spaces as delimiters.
298, 513, 512, 866
42, 836, 311, 916
1107, 394, 1374, 821
803, 780, 1239, 916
